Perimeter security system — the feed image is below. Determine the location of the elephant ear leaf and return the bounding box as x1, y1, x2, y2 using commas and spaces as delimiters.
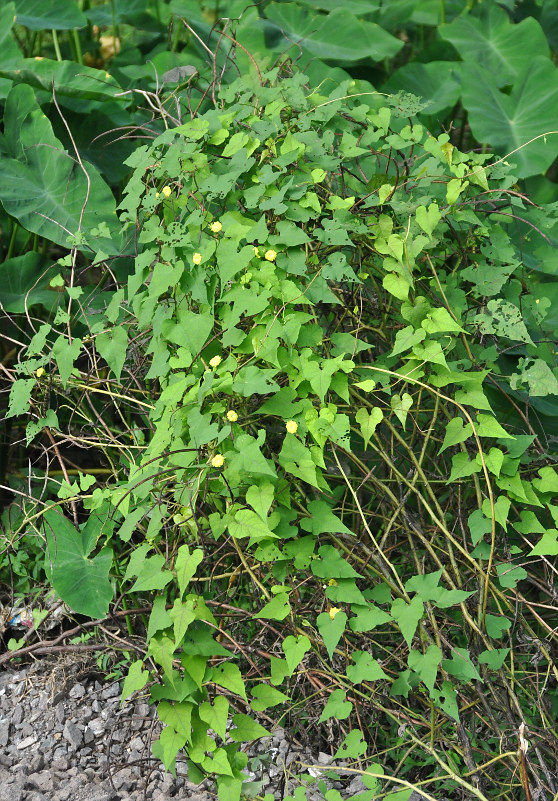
43, 508, 113, 618
0, 84, 121, 252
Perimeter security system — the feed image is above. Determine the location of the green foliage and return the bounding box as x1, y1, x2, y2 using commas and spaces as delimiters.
1, 5, 558, 799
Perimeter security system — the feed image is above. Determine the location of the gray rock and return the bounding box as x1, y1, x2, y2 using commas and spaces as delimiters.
63, 720, 83, 749
0, 720, 9, 747
16, 734, 37, 750
69, 683, 86, 699
101, 683, 120, 700
11, 704, 23, 726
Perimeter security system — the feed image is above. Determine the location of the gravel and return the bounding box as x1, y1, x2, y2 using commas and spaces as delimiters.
0, 657, 450, 800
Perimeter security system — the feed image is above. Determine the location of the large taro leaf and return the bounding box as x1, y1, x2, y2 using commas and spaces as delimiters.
0, 252, 59, 313
384, 61, 462, 116
84, 0, 147, 27
43, 508, 113, 618
264, 3, 402, 62
0, 84, 121, 252
461, 57, 558, 178
440, 5, 549, 88
14, 0, 87, 29
0, 59, 125, 103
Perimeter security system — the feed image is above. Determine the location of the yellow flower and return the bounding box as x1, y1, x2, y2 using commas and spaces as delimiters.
329, 606, 341, 620
192, 252, 202, 265
209, 355, 222, 368
162, 186, 172, 198
36, 367, 45, 378
210, 221, 222, 233
264, 249, 277, 262
227, 410, 238, 422
286, 420, 298, 435
155, 192, 160, 199
211, 454, 225, 468
328, 578, 338, 587
253, 246, 260, 257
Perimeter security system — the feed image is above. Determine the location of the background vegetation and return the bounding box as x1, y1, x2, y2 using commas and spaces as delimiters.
1, 2, 558, 800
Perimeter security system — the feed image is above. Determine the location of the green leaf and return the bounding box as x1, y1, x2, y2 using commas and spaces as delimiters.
52, 335, 82, 387
96, 326, 128, 382
26, 408, 59, 446
440, 5, 549, 87
316, 611, 347, 660
211, 662, 247, 701
14, 0, 87, 29
485, 614, 511, 639
300, 501, 353, 536
232, 365, 279, 396
383, 272, 410, 300
246, 482, 275, 521
431, 680, 459, 721
438, 417, 473, 454
130, 554, 173, 592
355, 406, 383, 449
43, 508, 113, 618
416, 203, 441, 238
442, 648, 482, 683
169, 598, 196, 647
175, 545, 204, 597
510, 358, 558, 397
496, 563, 527, 589
200, 696, 229, 741
311, 545, 362, 579
278, 434, 320, 488
349, 603, 392, 632
0, 85, 120, 249
250, 684, 289, 712
390, 596, 424, 649
229, 713, 270, 742
461, 58, 558, 178
229, 509, 277, 544
6, 378, 34, 419
529, 530, 558, 557
347, 651, 388, 684
121, 660, 149, 703
265, 4, 402, 62
152, 725, 187, 776
282, 635, 311, 674
478, 648, 509, 670
255, 592, 291, 621
408, 645, 442, 694
318, 689, 352, 723
0, 252, 58, 312
334, 729, 368, 760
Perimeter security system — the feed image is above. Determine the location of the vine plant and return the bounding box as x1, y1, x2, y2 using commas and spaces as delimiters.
3, 64, 558, 801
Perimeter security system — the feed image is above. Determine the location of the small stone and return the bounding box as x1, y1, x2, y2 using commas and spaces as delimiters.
52, 757, 69, 771
11, 704, 23, 726
17, 735, 38, 750
63, 720, 83, 749
69, 683, 85, 699
54, 703, 65, 725
88, 718, 105, 736
84, 726, 95, 744
0, 720, 10, 747
30, 754, 44, 772
101, 683, 120, 699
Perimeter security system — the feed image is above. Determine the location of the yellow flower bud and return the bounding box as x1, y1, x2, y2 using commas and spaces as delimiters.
286, 420, 298, 434
211, 454, 225, 468
36, 367, 45, 378
209, 355, 222, 368
192, 252, 202, 265
162, 186, 171, 198
264, 249, 277, 262
253, 246, 260, 257
155, 192, 160, 198
226, 410, 238, 422
210, 221, 222, 233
